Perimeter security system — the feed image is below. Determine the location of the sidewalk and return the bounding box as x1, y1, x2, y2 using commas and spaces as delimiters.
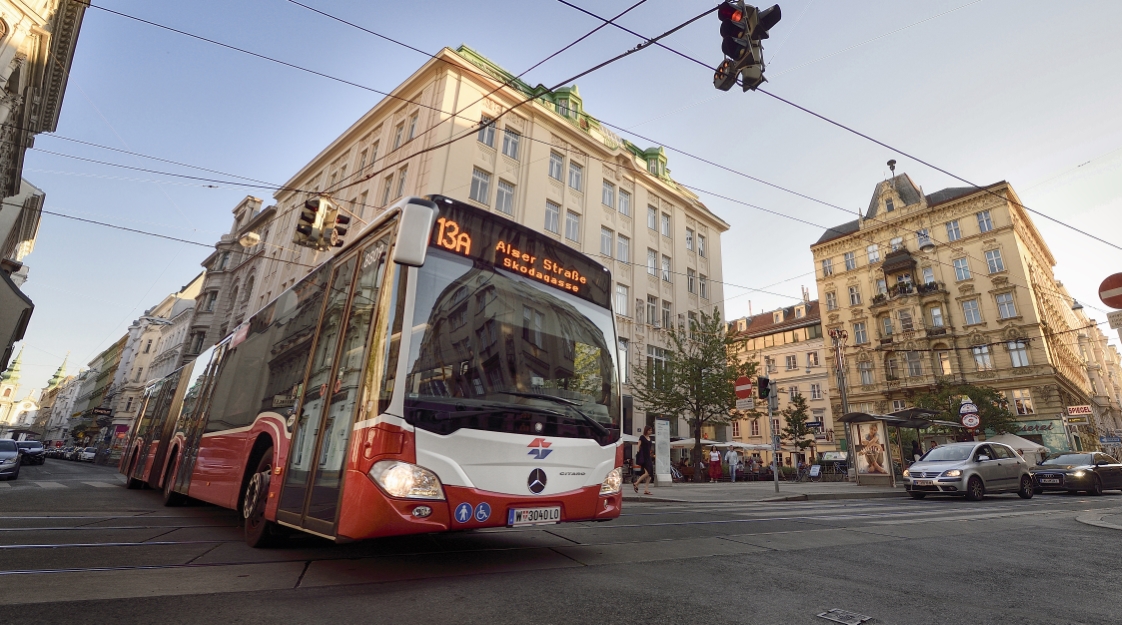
622, 480, 906, 504
1075, 510, 1122, 531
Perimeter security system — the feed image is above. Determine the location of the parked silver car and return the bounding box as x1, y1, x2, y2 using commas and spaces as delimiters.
0, 439, 20, 480
903, 441, 1034, 500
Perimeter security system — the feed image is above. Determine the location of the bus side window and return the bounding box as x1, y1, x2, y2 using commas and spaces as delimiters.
372, 258, 408, 416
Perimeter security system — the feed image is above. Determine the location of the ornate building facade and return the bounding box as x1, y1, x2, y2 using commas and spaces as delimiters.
811, 173, 1094, 454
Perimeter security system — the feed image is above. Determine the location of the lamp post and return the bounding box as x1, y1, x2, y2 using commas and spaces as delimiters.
829, 328, 853, 481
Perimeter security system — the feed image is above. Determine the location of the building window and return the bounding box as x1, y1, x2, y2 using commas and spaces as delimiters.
858, 361, 874, 385
557, 98, 570, 117
765, 357, 776, 374
699, 275, 708, 299
646, 296, 658, 326
853, 322, 868, 344
698, 234, 706, 257
825, 291, 838, 311
568, 162, 583, 191
962, 299, 982, 325
972, 345, 994, 371
548, 152, 564, 180
660, 213, 671, 237
143, 339, 152, 354
890, 237, 903, 251
822, 258, 833, 276
393, 123, 404, 149
906, 351, 923, 377
469, 168, 491, 204
1005, 341, 1029, 368
501, 129, 520, 159
204, 291, 217, 312
885, 199, 895, 212
618, 338, 629, 383
523, 306, 544, 348
382, 174, 394, 205
565, 211, 581, 242
751, 420, 760, 436
602, 181, 615, 208
953, 258, 971, 281
687, 268, 696, 294
930, 306, 944, 327
867, 244, 880, 263
407, 113, 418, 141
661, 255, 672, 282
685, 228, 694, 250
898, 309, 914, 331
786, 355, 798, 370
977, 210, 994, 233
886, 356, 899, 379
937, 351, 952, 375
1012, 388, 1034, 415
946, 220, 962, 242
787, 386, 799, 399
619, 189, 631, 216
917, 229, 932, 248
396, 166, 408, 198
647, 206, 657, 230
544, 201, 560, 233
615, 284, 629, 316
732, 421, 741, 437
996, 292, 1017, 318
985, 249, 1005, 273
844, 251, 857, 271
848, 285, 862, 306
922, 267, 935, 284
810, 383, 822, 400
647, 249, 657, 276
495, 180, 515, 215
876, 279, 887, 295
616, 235, 630, 263
881, 315, 894, 337
661, 300, 672, 329
600, 227, 613, 256
478, 116, 495, 147
125, 397, 133, 412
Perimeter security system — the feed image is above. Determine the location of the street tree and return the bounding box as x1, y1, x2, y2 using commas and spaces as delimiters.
911, 380, 1019, 434
630, 308, 755, 481
780, 392, 815, 455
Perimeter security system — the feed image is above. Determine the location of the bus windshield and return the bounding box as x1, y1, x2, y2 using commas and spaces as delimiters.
403, 247, 619, 444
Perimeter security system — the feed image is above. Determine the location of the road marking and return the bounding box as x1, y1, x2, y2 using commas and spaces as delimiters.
82, 482, 118, 488
868, 509, 1054, 525
33, 482, 66, 489
0, 482, 9, 488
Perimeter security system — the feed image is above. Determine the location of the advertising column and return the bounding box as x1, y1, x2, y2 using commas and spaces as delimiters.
655, 419, 671, 486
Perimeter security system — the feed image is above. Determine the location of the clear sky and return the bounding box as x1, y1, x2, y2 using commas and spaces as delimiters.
10, 0, 1122, 394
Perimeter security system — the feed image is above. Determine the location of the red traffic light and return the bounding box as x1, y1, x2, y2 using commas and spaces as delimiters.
717, 2, 743, 22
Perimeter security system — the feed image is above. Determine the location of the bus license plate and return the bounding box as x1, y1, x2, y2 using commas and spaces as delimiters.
508, 507, 561, 526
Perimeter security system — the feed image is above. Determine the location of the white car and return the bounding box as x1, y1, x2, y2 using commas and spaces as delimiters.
904, 441, 1034, 500
79, 447, 97, 462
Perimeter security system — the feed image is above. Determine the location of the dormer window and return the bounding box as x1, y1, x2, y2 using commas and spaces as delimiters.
648, 159, 659, 175
886, 199, 895, 212
557, 99, 570, 117
773, 311, 783, 323
795, 306, 805, 319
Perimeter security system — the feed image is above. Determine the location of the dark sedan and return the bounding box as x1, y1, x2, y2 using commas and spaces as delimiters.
16, 441, 46, 465
1030, 452, 1122, 495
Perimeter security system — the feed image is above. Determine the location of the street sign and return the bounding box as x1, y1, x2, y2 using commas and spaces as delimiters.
1100, 273, 1122, 309
961, 414, 980, 429
1066, 416, 1089, 425
734, 376, 753, 399
1067, 405, 1093, 416
735, 398, 755, 411
1109, 310, 1122, 330
805, 421, 824, 428
1100, 436, 1121, 444
772, 435, 780, 451
959, 402, 978, 416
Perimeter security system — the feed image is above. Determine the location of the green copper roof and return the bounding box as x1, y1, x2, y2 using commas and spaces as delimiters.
1, 347, 22, 384
47, 352, 69, 389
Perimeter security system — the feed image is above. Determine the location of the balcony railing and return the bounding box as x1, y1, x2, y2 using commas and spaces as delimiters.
916, 281, 945, 295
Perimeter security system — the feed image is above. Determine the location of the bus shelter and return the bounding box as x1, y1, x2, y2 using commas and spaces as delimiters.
840, 409, 965, 487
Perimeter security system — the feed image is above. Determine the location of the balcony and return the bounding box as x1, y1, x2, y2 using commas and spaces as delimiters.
916, 281, 945, 296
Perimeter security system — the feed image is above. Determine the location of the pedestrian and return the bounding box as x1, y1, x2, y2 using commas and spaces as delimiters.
911, 439, 923, 461
631, 426, 654, 495
724, 447, 740, 483
708, 447, 722, 481
928, 441, 939, 453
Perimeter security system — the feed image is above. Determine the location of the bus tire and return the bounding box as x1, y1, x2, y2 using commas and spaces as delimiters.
244, 447, 281, 548
125, 451, 143, 490
162, 453, 187, 507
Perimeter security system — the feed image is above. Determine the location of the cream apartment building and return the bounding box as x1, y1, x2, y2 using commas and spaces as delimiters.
234, 45, 728, 438
811, 173, 1093, 454
728, 300, 839, 466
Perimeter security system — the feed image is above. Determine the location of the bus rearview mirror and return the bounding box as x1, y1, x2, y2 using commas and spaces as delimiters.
393, 198, 438, 267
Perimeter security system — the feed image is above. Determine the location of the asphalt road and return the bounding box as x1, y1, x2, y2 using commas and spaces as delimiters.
2, 459, 1121, 625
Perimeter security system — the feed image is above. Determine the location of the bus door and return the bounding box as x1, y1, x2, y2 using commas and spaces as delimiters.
147, 368, 188, 487
129, 379, 170, 481
172, 345, 223, 495
277, 234, 392, 537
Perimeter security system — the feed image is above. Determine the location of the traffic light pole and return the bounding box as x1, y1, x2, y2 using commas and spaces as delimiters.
769, 393, 779, 493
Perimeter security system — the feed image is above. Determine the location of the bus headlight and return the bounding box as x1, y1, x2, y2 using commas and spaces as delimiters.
368, 460, 445, 500
600, 467, 623, 495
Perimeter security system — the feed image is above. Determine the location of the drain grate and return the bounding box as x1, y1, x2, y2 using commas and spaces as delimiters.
817, 609, 873, 625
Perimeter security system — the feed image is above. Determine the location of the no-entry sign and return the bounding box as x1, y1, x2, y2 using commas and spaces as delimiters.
735, 376, 753, 399
1099, 273, 1122, 309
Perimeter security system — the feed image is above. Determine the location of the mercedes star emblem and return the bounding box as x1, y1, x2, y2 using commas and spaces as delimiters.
527, 468, 547, 494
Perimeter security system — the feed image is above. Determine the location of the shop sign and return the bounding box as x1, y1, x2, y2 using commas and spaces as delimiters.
1066, 405, 1093, 416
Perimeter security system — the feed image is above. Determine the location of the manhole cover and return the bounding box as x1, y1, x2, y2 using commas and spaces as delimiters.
817, 608, 873, 625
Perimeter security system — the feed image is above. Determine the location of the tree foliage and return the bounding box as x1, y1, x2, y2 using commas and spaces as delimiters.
630, 308, 755, 481
910, 381, 1019, 434
780, 393, 814, 451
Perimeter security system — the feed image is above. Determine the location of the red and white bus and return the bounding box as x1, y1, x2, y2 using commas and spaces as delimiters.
121, 194, 624, 546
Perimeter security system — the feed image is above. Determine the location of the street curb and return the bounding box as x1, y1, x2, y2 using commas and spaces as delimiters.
622, 491, 908, 504
1075, 511, 1122, 531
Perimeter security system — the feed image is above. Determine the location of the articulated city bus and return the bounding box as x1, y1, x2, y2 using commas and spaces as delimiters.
120, 195, 623, 546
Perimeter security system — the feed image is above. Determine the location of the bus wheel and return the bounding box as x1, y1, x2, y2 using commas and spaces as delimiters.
125, 453, 143, 489
244, 447, 281, 548
163, 455, 187, 507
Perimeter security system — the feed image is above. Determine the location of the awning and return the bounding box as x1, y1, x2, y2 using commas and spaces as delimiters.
839, 412, 966, 429
668, 438, 720, 448
0, 267, 33, 370
881, 249, 917, 273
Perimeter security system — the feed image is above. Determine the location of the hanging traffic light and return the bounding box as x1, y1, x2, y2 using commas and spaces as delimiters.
327, 209, 351, 248
714, 2, 781, 92
294, 197, 325, 248
757, 376, 771, 399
